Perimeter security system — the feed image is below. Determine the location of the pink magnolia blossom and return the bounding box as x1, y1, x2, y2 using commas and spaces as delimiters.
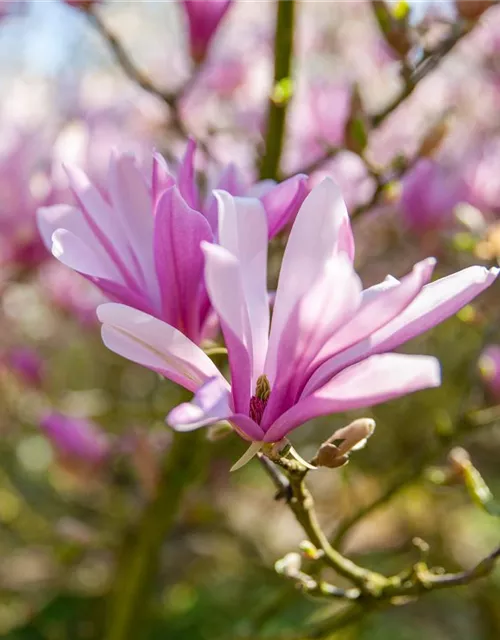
0, 130, 52, 270
40, 413, 110, 465
2, 347, 44, 387
96, 180, 497, 453
180, 0, 233, 63
37, 141, 307, 343
400, 159, 466, 234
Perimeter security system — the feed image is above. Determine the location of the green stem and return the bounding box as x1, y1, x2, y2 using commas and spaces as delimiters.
259, 0, 296, 181
104, 430, 206, 640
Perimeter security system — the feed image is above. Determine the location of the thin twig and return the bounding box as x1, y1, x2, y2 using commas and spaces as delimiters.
287, 21, 473, 179
86, 8, 177, 108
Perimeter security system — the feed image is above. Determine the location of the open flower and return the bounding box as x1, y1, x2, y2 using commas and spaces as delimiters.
97, 179, 497, 464
37, 141, 307, 344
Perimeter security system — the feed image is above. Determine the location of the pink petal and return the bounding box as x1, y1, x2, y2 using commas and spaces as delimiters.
265, 178, 354, 385
154, 187, 212, 342
229, 414, 266, 441
260, 174, 309, 238
37, 204, 93, 251
167, 377, 232, 431
204, 163, 247, 232
177, 138, 200, 212
202, 243, 253, 412
310, 258, 436, 384
97, 303, 224, 392
152, 152, 175, 205
107, 153, 158, 301
303, 265, 498, 395
52, 229, 122, 281
262, 255, 362, 428
215, 191, 269, 379
263, 354, 441, 442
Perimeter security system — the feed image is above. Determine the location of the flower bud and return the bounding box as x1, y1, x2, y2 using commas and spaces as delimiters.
275, 552, 302, 577
330, 418, 376, 455
63, 0, 100, 10
180, 0, 233, 64
312, 419, 375, 468
455, 0, 493, 21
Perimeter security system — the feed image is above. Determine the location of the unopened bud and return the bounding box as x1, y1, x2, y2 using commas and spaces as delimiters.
275, 552, 302, 577
455, 0, 493, 21
448, 446, 471, 474
312, 419, 375, 468
315, 443, 350, 469
330, 418, 376, 455
299, 540, 324, 560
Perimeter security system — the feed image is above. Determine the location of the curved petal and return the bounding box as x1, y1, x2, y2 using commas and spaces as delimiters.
65, 163, 139, 289
204, 163, 247, 232
154, 187, 212, 341
167, 377, 232, 431
202, 243, 252, 412
303, 265, 498, 396
152, 152, 175, 204
215, 191, 269, 378
262, 255, 362, 428
260, 173, 309, 238
37, 204, 93, 251
263, 354, 441, 442
229, 414, 266, 441
97, 303, 224, 392
265, 178, 354, 384
177, 138, 200, 211
52, 229, 123, 281
310, 258, 436, 380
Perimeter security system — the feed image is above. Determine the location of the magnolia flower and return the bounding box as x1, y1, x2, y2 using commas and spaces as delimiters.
37, 141, 307, 344
400, 159, 466, 234
40, 413, 110, 465
0, 129, 52, 270
97, 179, 497, 466
180, 0, 233, 63
2, 347, 44, 387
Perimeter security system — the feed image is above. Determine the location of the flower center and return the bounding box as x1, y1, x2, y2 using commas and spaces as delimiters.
249, 374, 271, 425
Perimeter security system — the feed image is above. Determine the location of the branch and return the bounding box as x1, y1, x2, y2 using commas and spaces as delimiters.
287, 21, 473, 178
259, 0, 296, 181
85, 6, 211, 153
86, 8, 177, 108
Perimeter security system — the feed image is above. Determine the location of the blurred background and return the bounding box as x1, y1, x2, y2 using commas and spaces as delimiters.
1, 0, 500, 638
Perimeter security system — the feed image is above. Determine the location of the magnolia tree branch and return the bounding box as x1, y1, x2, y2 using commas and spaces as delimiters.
104, 430, 206, 640
289, 19, 474, 180
85, 6, 208, 150
86, 8, 177, 107
259, 0, 296, 181
332, 407, 498, 549
261, 404, 500, 640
